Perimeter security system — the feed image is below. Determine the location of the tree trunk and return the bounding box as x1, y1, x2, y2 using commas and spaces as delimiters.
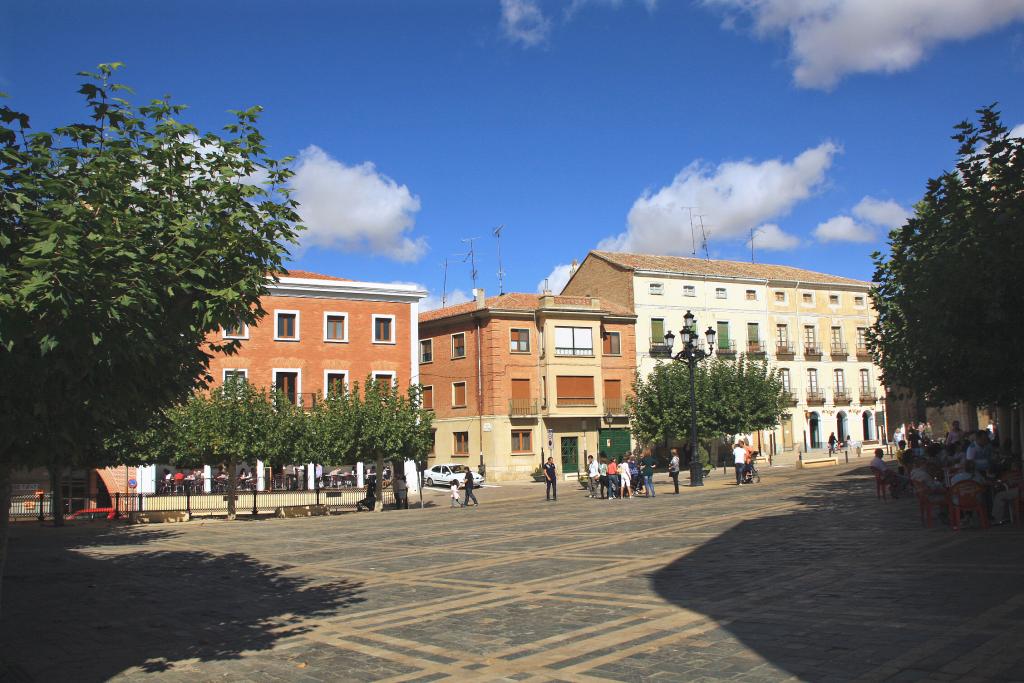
0, 462, 12, 617
226, 458, 237, 520
417, 460, 424, 510
49, 465, 64, 528
374, 453, 385, 512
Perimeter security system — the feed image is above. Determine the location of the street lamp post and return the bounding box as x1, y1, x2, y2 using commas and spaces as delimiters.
663, 310, 717, 486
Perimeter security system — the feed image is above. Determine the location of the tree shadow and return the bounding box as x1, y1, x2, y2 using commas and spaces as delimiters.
651, 468, 1024, 680
1, 524, 364, 680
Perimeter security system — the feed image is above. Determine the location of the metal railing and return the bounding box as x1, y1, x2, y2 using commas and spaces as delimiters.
856, 345, 872, 360
508, 398, 540, 416
860, 386, 877, 402
804, 344, 823, 358
716, 341, 737, 355
604, 397, 626, 414
556, 397, 597, 407
554, 347, 594, 357
746, 341, 766, 356
649, 338, 672, 357
830, 343, 849, 357
806, 389, 826, 404
833, 389, 852, 404
781, 391, 798, 406
775, 342, 795, 357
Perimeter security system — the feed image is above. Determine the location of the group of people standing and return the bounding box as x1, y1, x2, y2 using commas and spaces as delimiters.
541, 447, 687, 501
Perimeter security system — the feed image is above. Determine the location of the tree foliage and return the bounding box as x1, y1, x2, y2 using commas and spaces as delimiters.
870, 105, 1024, 407
628, 355, 787, 455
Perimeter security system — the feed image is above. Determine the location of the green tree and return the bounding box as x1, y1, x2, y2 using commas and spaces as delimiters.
0, 63, 300, 609
871, 105, 1023, 410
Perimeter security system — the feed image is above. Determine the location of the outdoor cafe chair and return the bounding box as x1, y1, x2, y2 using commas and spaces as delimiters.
912, 481, 949, 528
949, 480, 990, 531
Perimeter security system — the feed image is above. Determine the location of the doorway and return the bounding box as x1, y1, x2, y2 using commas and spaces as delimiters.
837, 411, 848, 444
862, 410, 874, 441
809, 412, 821, 449
781, 416, 794, 451
560, 436, 579, 475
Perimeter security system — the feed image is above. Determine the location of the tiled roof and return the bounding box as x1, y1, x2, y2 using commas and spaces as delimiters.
275, 270, 352, 282
590, 251, 870, 287
419, 292, 633, 323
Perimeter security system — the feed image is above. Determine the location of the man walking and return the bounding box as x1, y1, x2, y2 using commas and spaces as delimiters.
463, 470, 479, 507
543, 456, 557, 501
587, 455, 599, 498
607, 456, 619, 500
733, 442, 746, 485
668, 448, 680, 494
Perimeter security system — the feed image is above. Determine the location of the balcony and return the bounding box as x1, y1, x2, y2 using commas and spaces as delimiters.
649, 338, 673, 358
806, 389, 826, 405
604, 397, 626, 415
555, 397, 598, 408
803, 343, 823, 360
775, 342, 795, 360
859, 386, 877, 403
833, 389, 852, 405
746, 341, 767, 358
781, 391, 798, 406
856, 345, 872, 361
508, 398, 540, 417
829, 343, 849, 359
555, 347, 594, 358
716, 341, 737, 356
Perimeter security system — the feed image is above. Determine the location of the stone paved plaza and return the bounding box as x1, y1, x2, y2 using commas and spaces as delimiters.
3, 463, 1024, 682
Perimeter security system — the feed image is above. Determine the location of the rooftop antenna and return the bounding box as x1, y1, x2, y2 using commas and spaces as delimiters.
679, 206, 698, 256
461, 237, 480, 292
492, 224, 506, 294
750, 227, 760, 263
441, 258, 449, 308
697, 215, 711, 261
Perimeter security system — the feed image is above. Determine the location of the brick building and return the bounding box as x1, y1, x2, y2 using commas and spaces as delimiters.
418, 289, 636, 482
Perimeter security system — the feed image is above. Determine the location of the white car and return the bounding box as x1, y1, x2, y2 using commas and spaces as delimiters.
423, 464, 484, 488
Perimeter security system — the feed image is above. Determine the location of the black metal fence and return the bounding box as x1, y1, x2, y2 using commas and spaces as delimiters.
9, 487, 397, 521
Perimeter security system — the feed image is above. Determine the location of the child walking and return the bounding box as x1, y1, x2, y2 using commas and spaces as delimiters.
450, 479, 462, 508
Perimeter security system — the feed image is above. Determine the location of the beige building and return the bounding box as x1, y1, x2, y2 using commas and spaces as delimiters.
562, 251, 887, 457
418, 290, 636, 481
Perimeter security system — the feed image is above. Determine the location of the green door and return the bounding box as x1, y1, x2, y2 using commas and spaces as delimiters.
560, 436, 579, 474
599, 428, 631, 461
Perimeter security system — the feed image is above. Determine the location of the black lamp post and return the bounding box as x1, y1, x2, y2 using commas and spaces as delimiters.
663, 310, 716, 486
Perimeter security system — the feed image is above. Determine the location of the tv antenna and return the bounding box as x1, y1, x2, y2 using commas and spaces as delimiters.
679, 206, 698, 256
750, 227, 757, 263
696, 215, 711, 261
460, 237, 480, 292
441, 258, 449, 308
493, 225, 506, 294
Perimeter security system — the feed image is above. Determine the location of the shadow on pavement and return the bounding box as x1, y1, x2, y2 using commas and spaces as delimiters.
651, 468, 1024, 680
0, 524, 364, 681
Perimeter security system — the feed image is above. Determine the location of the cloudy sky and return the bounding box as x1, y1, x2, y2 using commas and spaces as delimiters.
6, 1, 1024, 306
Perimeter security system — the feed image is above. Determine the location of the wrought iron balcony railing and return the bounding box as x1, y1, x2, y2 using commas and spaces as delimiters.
806, 389, 826, 405
508, 398, 540, 416
804, 344, 823, 359
775, 342, 795, 358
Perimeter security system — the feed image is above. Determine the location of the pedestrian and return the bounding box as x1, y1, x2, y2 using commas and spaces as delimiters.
587, 455, 599, 498
543, 456, 557, 501
463, 470, 479, 507
619, 456, 631, 498
668, 448, 680, 494
599, 454, 609, 499
733, 442, 746, 485
606, 456, 619, 500
827, 432, 837, 455
629, 455, 642, 496
393, 473, 409, 509
450, 479, 461, 508
641, 448, 656, 497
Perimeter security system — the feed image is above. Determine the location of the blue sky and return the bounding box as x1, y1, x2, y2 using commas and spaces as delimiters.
5, 0, 1024, 307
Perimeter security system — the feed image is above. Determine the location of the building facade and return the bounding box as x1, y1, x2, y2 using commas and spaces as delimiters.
561, 251, 887, 456
418, 290, 636, 481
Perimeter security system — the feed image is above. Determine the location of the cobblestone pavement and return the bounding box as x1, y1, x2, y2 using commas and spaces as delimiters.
3, 463, 1024, 682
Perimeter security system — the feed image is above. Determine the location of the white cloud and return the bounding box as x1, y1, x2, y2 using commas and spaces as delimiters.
599, 142, 838, 254
290, 145, 426, 262
706, 1, 1024, 89
500, 0, 552, 46
813, 215, 875, 243
421, 288, 473, 312
538, 263, 573, 294
1010, 123, 1024, 139
852, 196, 910, 230
749, 223, 801, 251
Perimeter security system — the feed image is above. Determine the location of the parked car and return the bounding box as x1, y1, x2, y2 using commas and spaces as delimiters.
423, 464, 484, 488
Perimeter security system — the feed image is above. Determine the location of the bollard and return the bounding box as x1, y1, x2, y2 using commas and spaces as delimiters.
138, 492, 144, 512
844, 448, 849, 464
115, 492, 121, 517
186, 489, 192, 516
37, 493, 44, 522
252, 488, 258, 516
315, 475, 321, 507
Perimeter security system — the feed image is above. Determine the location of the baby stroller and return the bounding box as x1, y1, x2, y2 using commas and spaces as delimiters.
742, 455, 761, 484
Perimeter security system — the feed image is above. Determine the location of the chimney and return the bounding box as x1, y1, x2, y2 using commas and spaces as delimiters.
473, 288, 486, 309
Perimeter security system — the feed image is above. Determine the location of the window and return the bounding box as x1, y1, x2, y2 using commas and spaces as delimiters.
860, 369, 871, 390
829, 294, 840, 305
554, 326, 594, 356
224, 322, 248, 339
716, 321, 730, 350
323, 312, 347, 342
779, 368, 791, 393
555, 375, 595, 406
774, 291, 786, 303
510, 328, 531, 353
419, 339, 433, 363
273, 369, 300, 404
453, 432, 470, 455
745, 289, 757, 301
807, 368, 819, 391
715, 287, 727, 299
372, 315, 395, 343
223, 369, 247, 383
683, 285, 696, 297
451, 333, 466, 359
649, 282, 664, 295
776, 324, 789, 344
604, 378, 622, 399
834, 369, 846, 391
422, 385, 434, 410
452, 382, 467, 408
325, 371, 347, 397
602, 330, 621, 356
830, 326, 845, 352
854, 295, 866, 306
511, 429, 532, 453
801, 293, 813, 304
804, 325, 817, 345
650, 318, 665, 344
857, 327, 868, 348
747, 322, 760, 343
275, 311, 299, 341
511, 378, 531, 398
373, 372, 396, 389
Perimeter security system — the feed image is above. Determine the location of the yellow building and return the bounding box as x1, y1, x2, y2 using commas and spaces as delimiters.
562, 251, 887, 458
